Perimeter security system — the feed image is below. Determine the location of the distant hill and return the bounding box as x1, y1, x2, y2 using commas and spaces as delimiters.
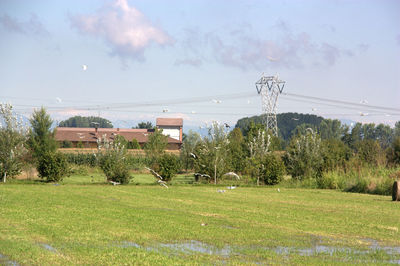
235, 112, 324, 140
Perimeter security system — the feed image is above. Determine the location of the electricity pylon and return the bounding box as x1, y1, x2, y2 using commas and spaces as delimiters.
255, 74, 285, 136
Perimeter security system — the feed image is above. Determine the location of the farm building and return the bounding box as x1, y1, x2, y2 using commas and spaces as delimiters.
156, 118, 183, 141
55, 118, 183, 150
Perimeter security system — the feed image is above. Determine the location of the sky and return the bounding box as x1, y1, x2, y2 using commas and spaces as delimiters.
0, 0, 399, 129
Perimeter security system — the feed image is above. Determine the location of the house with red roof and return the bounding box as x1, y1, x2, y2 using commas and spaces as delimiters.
55, 118, 183, 150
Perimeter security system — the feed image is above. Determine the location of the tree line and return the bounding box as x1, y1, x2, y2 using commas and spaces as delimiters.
1, 104, 399, 191
0, 105, 176, 184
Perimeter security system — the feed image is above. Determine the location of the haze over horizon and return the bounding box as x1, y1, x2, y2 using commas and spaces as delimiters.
1, 0, 399, 128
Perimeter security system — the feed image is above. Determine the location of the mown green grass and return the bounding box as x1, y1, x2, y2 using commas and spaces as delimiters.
1, 174, 400, 265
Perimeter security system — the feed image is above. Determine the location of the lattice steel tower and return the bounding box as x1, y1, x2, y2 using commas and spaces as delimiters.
255, 74, 285, 136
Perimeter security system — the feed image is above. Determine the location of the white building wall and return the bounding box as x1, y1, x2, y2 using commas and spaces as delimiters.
160, 126, 180, 140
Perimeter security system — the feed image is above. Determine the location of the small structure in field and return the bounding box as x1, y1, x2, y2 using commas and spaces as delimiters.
393, 181, 400, 201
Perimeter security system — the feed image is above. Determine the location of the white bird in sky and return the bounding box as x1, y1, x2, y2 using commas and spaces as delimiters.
56, 97, 62, 103
82, 64, 88, 71
212, 99, 222, 104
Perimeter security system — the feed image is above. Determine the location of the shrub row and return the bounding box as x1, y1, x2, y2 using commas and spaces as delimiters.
64, 153, 150, 170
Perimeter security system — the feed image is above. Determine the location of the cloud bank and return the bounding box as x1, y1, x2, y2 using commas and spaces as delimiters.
176, 22, 355, 70
0, 13, 50, 37
70, 0, 173, 62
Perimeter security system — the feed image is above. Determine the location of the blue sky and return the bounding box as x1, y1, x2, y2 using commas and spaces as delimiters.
0, 0, 399, 128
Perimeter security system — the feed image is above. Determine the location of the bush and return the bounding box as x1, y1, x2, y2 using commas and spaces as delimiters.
321, 138, 351, 171
355, 139, 386, 166
37, 152, 69, 182
127, 139, 141, 149
387, 137, 400, 165
284, 130, 323, 180
317, 165, 398, 195
260, 154, 285, 185
318, 171, 347, 190
61, 140, 73, 148
97, 136, 132, 184
156, 153, 181, 181
345, 177, 369, 194
99, 152, 131, 184
65, 153, 97, 167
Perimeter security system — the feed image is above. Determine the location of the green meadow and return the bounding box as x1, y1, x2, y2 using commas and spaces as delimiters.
1, 174, 400, 265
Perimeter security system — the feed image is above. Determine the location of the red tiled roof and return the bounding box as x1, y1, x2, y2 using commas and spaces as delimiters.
156, 118, 183, 126
55, 127, 181, 144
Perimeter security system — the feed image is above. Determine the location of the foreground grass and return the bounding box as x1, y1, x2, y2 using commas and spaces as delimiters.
1, 176, 400, 265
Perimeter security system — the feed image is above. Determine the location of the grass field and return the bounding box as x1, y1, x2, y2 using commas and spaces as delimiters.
1, 174, 400, 265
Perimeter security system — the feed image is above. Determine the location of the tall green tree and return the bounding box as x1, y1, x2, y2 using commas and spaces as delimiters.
321, 138, 351, 171
144, 128, 168, 163
244, 124, 284, 185
27, 107, 57, 159
394, 121, 400, 137
387, 136, 400, 165
374, 123, 393, 149
180, 130, 201, 172
318, 119, 346, 140
0, 103, 27, 183
342, 122, 362, 149
284, 129, 323, 180
227, 128, 245, 173
28, 107, 68, 182
243, 122, 282, 151
193, 122, 230, 184
246, 128, 271, 185
355, 139, 386, 166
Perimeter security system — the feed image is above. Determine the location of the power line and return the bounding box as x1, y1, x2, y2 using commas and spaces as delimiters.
6, 91, 400, 117
283, 92, 400, 113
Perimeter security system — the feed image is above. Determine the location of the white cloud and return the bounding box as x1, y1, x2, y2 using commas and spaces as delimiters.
0, 13, 50, 37
176, 22, 355, 70
70, 0, 173, 62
